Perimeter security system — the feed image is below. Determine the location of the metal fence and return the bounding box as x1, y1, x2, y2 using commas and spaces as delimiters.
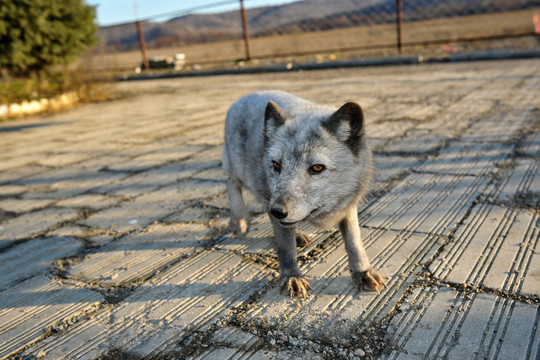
88, 0, 540, 74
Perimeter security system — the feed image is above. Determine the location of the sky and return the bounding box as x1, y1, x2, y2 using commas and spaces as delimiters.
86, 0, 299, 27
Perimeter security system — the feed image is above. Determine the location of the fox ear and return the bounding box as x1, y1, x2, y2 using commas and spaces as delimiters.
323, 102, 365, 155
264, 101, 287, 138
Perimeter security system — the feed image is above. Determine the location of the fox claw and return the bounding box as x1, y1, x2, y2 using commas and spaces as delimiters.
280, 276, 312, 298
353, 268, 387, 292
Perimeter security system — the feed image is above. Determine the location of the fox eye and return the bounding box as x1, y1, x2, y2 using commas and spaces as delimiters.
309, 164, 325, 174
272, 161, 281, 172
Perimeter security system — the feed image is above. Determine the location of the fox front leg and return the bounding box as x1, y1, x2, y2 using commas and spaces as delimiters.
339, 207, 387, 292
270, 216, 312, 297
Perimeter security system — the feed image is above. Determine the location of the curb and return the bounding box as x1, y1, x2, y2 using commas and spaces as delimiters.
0, 92, 79, 119
118, 49, 540, 81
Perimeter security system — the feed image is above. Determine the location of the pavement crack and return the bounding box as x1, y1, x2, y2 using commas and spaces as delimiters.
414, 272, 540, 305
9, 302, 105, 360
227, 249, 280, 271
374, 149, 434, 158
480, 193, 540, 213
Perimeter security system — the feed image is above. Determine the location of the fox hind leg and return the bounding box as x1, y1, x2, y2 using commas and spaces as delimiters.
295, 231, 312, 247
227, 178, 250, 234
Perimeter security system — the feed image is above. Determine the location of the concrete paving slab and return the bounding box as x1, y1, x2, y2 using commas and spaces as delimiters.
0, 275, 103, 359
417, 141, 513, 176
55, 193, 121, 210
460, 110, 532, 144
22, 250, 271, 359
96, 154, 219, 198
385, 287, 539, 360
0, 154, 45, 173
0, 236, 84, 291
462, 71, 538, 132
190, 145, 224, 163
381, 87, 510, 156
208, 327, 262, 350
82, 181, 224, 233
372, 155, 422, 192
106, 145, 206, 172
192, 167, 229, 182
161, 179, 225, 202
0, 208, 80, 250
381, 100, 490, 154
430, 204, 539, 297
0, 198, 55, 213
0, 164, 51, 184
519, 130, 540, 158
491, 158, 540, 209
46, 225, 115, 247
19, 164, 129, 200
36, 151, 99, 168
67, 223, 212, 286
367, 119, 418, 141
381, 128, 444, 155
183, 124, 226, 146
0, 184, 27, 197
359, 172, 489, 236
164, 203, 229, 227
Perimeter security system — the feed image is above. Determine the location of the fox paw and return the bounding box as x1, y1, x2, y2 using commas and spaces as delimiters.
295, 231, 311, 247
229, 217, 249, 235
280, 276, 312, 298
353, 268, 387, 292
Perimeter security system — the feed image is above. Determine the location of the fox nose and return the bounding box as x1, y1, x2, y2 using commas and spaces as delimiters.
270, 207, 288, 220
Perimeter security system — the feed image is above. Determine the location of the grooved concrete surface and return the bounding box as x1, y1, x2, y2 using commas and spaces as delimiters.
0, 59, 539, 360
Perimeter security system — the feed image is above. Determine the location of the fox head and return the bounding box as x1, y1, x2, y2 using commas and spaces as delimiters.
263, 100, 372, 228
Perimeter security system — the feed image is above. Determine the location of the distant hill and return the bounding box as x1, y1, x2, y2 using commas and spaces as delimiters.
97, 0, 538, 51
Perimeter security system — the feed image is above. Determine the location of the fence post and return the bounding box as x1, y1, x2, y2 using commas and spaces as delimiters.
396, 0, 403, 54
239, 0, 252, 61
136, 20, 150, 70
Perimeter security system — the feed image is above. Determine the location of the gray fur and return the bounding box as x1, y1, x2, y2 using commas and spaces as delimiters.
223, 90, 386, 297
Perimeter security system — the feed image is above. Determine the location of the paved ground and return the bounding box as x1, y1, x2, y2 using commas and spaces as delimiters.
0, 59, 539, 360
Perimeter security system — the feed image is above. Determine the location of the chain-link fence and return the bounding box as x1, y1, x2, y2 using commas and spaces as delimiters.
85, 0, 540, 74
